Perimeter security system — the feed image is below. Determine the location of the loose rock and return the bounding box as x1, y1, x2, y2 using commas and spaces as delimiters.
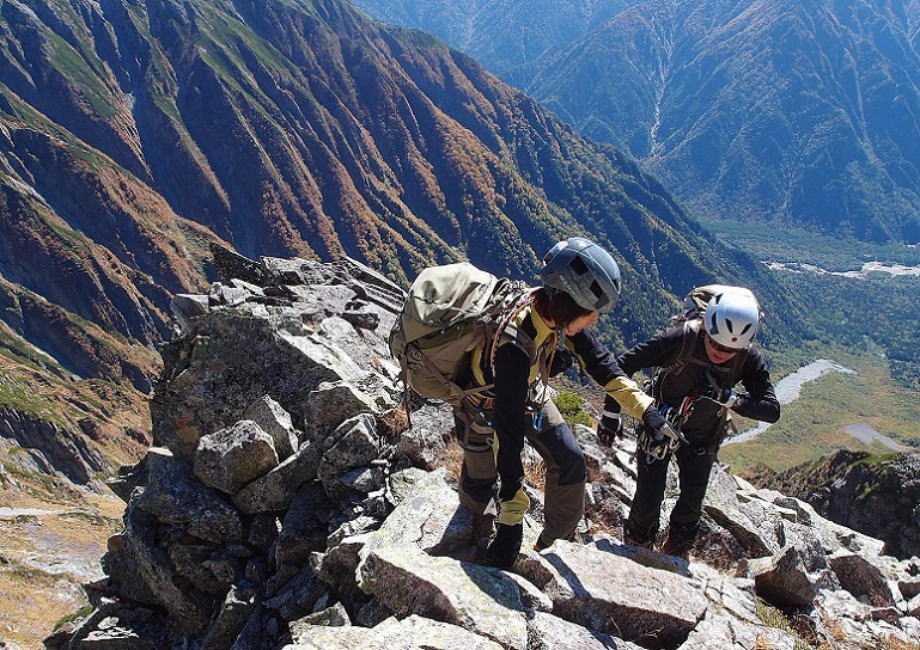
194, 421, 279, 495
357, 544, 528, 649
749, 545, 817, 609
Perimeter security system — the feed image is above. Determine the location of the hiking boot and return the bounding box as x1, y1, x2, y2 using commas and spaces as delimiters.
622, 522, 656, 549
623, 530, 655, 549
471, 513, 496, 551
533, 532, 554, 552
483, 523, 523, 569
661, 534, 694, 559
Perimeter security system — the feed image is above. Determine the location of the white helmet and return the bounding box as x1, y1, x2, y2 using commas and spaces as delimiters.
704, 288, 761, 349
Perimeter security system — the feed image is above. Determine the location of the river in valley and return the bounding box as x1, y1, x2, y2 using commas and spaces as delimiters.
765, 260, 920, 279
723, 359, 855, 445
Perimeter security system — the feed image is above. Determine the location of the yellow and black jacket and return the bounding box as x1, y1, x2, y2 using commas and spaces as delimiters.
467, 304, 651, 501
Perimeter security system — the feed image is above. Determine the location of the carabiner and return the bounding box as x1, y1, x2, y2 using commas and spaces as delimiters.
532, 409, 545, 431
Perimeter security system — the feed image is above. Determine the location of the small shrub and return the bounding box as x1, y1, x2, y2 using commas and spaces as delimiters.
379, 406, 410, 438
555, 391, 593, 428
435, 441, 464, 483
54, 604, 93, 631
862, 636, 920, 650
523, 458, 545, 491
755, 600, 810, 650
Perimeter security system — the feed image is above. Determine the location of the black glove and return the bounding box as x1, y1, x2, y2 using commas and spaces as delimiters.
483, 523, 523, 569
641, 406, 668, 443
597, 412, 624, 446
707, 386, 739, 408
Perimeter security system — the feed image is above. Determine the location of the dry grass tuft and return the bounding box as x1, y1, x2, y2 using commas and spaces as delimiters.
585, 500, 623, 537
862, 636, 920, 650
435, 442, 465, 483
379, 406, 410, 438
0, 491, 122, 648
523, 458, 546, 492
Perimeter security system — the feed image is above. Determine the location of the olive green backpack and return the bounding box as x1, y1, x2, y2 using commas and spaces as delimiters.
388, 263, 531, 408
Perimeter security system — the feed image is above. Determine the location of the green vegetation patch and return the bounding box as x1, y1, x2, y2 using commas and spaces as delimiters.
705, 218, 920, 390
0, 371, 71, 427
555, 391, 593, 428
53, 604, 93, 631
701, 219, 920, 270
754, 600, 810, 650
0, 557, 57, 583
45, 31, 118, 119
59, 511, 120, 528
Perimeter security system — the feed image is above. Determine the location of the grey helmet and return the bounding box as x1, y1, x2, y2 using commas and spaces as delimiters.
540, 237, 622, 312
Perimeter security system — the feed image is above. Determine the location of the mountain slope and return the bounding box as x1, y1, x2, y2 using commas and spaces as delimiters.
356, 0, 635, 86
0, 0, 793, 354
753, 449, 920, 559
357, 0, 920, 242
0, 0, 801, 494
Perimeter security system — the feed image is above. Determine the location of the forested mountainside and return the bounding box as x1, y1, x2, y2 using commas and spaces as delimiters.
0, 0, 791, 486
357, 0, 920, 243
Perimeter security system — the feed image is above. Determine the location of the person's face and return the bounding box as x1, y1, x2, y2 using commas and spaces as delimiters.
704, 334, 743, 365
564, 311, 600, 336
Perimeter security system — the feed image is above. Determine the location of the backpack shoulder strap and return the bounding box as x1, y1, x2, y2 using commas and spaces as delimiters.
484, 293, 538, 380
661, 319, 701, 375
649, 319, 700, 402
676, 320, 701, 368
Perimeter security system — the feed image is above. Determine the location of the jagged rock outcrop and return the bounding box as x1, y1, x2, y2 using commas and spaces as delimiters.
759, 449, 920, 560
54, 255, 920, 650
749, 546, 818, 609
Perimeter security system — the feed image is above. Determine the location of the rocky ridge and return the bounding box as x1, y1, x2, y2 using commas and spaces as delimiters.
753, 449, 920, 561
49, 253, 920, 650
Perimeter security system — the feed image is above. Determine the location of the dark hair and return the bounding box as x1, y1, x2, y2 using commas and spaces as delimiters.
533, 287, 593, 327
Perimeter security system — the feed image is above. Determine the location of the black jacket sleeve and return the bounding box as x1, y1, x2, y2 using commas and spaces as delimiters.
567, 328, 630, 385
567, 328, 654, 418
733, 348, 780, 423
491, 342, 532, 501
603, 327, 685, 415
616, 326, 685, 376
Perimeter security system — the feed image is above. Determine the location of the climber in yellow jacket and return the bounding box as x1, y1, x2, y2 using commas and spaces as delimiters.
455, 237, 667, 568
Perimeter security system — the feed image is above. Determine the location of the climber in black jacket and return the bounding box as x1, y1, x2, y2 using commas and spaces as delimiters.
599, 287, 780, 557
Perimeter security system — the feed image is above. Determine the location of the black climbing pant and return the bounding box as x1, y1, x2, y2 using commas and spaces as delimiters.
625, 443, 716, 544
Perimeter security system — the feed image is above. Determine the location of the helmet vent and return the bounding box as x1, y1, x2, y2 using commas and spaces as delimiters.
725, 318, 734, 333
569, 256, 590, 275
740, 323, 752, 335
709, 312, 719, 334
